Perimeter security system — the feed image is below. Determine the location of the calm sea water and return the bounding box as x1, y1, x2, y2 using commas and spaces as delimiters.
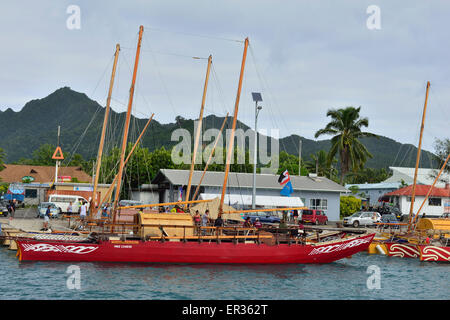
0, 248, 448, 300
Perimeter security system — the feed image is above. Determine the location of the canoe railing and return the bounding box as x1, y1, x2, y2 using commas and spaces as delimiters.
59, 215, 347, 244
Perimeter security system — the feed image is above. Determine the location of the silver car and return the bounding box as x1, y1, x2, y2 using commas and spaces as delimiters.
37, 202, 60, 218
343, 211, 381, 228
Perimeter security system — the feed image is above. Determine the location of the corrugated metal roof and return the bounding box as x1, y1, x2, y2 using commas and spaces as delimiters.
345, 182, 401, 190
199, 193, 305, 207
384, 167, 450, 187
385, 185, 450, 197
0, 164, 92, 184
153, 169, 347, 193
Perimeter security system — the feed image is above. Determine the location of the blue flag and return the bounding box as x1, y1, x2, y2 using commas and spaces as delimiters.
278, 170, 293, 196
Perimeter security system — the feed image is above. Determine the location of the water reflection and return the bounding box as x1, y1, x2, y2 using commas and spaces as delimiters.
3, 249, 449, 300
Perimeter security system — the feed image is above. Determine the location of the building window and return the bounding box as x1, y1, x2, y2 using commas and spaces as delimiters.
406, 197, 412, 202
25, 189, 37, 198
428, 198, 441, 206
310, 198, 328, 213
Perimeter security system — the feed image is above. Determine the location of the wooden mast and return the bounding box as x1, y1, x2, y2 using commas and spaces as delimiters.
192, 113, 229, 201
112, 25, 144, 224
219, 38, 249, 215
407, 81, 430, 228
184, 55, 212, 208
90, 44, 120, 217
99, 113, 154, 207
410, 153, 450, 230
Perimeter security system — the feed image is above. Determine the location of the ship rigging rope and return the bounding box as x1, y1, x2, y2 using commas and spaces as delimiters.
248, 43, 298, 160
98, 48, 137, 185
211, 62, 233, 117
144, 25, 244, 44
141, 31, 182, 130
62, 53, 116, 167
390, 92, 429, 170
121, 46, 209, 61
426, 84, 449, 169
127, 80, 154, 191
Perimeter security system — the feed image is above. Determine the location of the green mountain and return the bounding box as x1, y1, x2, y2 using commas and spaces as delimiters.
0, 87, 437, 169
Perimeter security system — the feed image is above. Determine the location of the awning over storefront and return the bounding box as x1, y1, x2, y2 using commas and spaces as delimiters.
199, 193, 305, 208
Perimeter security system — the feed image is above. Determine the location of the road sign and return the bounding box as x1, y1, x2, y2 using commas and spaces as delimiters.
52, 146, 64, 160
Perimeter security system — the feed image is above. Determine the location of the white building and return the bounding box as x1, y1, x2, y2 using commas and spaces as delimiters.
384, 166, 450, 188
384, 184, 450, 218
151, 169, 349, 221
345, 182, 401, 206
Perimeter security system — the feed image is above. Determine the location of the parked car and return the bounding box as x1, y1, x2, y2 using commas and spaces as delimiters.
118, 200, 144, 207
48, 195, 88, 213
37, 202, 60, 218
243, 212, 281, 224
0, 201, 9, 217
301, 209, 328, 225
343, 211, 381, 228
378, 206, 403, 220
380, 214, 400, 229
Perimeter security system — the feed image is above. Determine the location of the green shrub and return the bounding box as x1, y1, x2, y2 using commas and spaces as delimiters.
340, 196, 361, 218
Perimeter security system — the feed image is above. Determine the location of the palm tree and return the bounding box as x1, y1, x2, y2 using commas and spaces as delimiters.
305, 150, 337, 179
314, 106, 378, 184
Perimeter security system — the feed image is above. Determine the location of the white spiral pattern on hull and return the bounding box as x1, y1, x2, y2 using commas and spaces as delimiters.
420, 246, 450, 261
388, 244, 420, 258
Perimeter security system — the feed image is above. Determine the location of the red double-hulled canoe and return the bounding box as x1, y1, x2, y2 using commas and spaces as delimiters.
385, 242, 450, 262
385, 242, 421, 259
417, 245, 450, 262
16, 233, 375, 264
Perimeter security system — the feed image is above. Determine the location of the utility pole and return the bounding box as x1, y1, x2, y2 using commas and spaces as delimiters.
55, 126, 61, 184
251, 92, 262, 210
298, 138, 302, 176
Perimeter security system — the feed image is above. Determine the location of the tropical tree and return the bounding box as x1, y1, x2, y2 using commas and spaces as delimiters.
304, 150, 338, 179
430, 138, 450, 179
259, 151, 309, 176
0, 148, 5, 187
345, 167, 392, 184
15, 144, 88, 169
314, 106, 378, 184
0, 148, 5, 171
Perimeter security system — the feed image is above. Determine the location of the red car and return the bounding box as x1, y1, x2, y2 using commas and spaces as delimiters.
301, 209, 328, 225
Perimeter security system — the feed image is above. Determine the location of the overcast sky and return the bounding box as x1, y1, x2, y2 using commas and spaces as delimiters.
1, 0, 449, 153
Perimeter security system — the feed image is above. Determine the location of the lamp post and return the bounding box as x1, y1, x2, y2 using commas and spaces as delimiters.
251, 92, 263, 209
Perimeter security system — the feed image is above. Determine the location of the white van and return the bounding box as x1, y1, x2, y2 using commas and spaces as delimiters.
48, 195, 88, 214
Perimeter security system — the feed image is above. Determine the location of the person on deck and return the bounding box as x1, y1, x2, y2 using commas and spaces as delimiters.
293, 210, 299, 223
214, 215, 224, 227
194, 210, 201, 226
201, 210, 210, 235
243, 217, 252, 228
253, 218, 262, 229
102, 203, 109, 218
202, 210, 210, 226
67, 202, 73, 215
79, 201, 87, 223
